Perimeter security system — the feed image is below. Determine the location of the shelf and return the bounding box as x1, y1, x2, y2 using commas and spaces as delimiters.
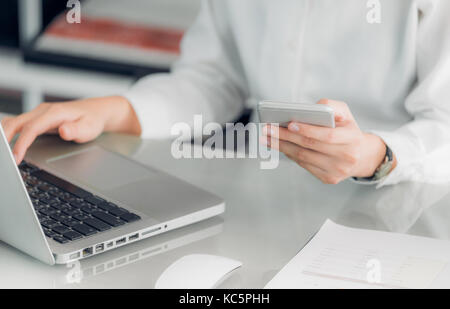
0, 48, 134, 99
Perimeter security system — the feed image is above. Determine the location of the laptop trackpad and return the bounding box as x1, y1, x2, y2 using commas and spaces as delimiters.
47, 146, 153, 191
45, 146, 220, 221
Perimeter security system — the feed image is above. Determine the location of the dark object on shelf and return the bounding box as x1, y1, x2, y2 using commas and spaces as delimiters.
42, 0, 71, 30
23, 37, 169, 78
0, 0, 68, 49
0, 0, 19, 48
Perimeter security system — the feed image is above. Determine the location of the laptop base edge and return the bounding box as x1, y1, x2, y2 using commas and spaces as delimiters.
53, 202, 225, 264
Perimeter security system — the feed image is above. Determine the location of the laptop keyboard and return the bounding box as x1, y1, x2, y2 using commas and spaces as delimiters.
18, 161, 141, 244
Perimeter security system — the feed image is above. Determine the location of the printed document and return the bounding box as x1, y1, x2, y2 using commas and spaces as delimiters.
266, 220, 450, 289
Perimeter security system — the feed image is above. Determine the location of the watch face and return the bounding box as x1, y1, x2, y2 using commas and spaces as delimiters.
375, 162, 393, 180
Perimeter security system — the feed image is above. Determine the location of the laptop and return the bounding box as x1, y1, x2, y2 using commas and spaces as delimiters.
0, 124, 225, 265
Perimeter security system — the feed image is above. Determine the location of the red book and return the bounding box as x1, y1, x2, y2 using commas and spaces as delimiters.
45, 15, 183, 54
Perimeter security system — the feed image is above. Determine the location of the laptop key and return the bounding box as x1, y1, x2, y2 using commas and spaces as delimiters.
120, 213, 141, 223
41, 219, 59, 229
91, 211, 125, 227
39, 208, 58, 217
67, 197, 83, 205
48, 190, 59, 198
34, 203, 47, 211
52, 225, 71, 235
97, 202, 119, 213
29, 191, 39, 199
70, 200, 91, 208
81, 205, 98, 214
73, 213, 91, 221
36, 192, 48, 200
63, 231, 83, 241
84, 195, 105, 205
83, 218, 112, 231
49, 190, 70, 200
53, 236, 69, 244
26, 178, 40, 186
108, 207, 129, 217
39, 197, 57, 205
72, 223, 97, 236
37, 184, 52, 192
44, 229, 58, 238
49, 201, 65, 210
62, 207, 81, 216
50, 213, 70, 222
62, 218, 81, 227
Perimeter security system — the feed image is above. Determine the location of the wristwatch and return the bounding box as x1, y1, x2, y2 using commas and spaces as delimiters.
354, 145, 394, 183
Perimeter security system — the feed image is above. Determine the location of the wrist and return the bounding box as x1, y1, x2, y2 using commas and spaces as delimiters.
102, 96, 142, 136
354, 133, 388, 178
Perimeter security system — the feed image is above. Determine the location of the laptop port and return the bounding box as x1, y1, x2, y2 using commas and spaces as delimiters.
69, 252, 81, 260
142, 227, 162, 236
128, 233, 139, 241
82, 247, 93, 257
106, 241, 114, 248
95, 243, 104, 253
116, 237, 126, 246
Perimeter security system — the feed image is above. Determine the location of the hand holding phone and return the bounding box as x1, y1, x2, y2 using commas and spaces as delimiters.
259, 99, 392, 185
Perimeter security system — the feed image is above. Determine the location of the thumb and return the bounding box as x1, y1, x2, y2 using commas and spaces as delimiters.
59, 117, 100, 143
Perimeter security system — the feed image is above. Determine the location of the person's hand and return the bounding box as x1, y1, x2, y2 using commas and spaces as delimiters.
0, 96, 141, 164
262, 99, 396, 184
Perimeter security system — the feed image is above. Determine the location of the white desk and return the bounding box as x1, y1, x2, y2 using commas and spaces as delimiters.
1, 128, 450, 288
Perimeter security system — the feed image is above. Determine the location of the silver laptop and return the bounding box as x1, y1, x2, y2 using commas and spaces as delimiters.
0, 125, 225, 265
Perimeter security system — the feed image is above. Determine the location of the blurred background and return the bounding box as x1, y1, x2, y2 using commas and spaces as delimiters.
0, 0, 201, 115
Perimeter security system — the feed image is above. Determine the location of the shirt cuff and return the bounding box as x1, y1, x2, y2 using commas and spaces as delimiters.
122, 77, 174, 140
361, 129, 422, 188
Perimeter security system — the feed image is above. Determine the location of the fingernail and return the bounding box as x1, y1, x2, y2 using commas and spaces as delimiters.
290, 124, 300, 132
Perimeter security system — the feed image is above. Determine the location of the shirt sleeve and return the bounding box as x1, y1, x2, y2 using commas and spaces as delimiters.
370, 0, 450, 188
122, 0, 248, 139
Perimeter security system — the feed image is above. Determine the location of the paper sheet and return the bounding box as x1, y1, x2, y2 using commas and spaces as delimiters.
265, 220, 450, 289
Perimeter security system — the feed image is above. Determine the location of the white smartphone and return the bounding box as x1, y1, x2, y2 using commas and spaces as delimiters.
257, 100, 335, 128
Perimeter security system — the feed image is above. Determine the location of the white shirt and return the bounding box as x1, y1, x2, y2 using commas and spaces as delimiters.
124, 0, 450, 187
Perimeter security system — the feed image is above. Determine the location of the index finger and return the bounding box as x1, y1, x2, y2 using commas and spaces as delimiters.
12, 110, 78, 164
316, 99, 354, 125
1, 114, 36, 143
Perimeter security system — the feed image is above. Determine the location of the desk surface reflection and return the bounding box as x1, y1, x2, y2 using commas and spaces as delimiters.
0, 132, 449, 288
